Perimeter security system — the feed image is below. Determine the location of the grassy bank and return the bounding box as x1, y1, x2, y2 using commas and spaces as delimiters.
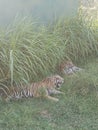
0, 59, 98, 130
0, 11, 98, 130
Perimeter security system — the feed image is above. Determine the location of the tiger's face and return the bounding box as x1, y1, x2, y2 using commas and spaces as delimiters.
64, 61, 74, 68
53, 75, 64, 89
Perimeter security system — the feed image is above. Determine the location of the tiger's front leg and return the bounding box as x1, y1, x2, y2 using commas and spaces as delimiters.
48, 89, 64, 95
46, 95, 59, 102
45, 90, 59, 102
53, 90, 64, 95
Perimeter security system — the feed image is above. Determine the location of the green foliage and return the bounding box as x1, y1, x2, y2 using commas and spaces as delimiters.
62, 58, 98, 97
64, 72, 98, 97
0, 5, 98, 130
0, 47, 98, 130
0, 18, 66, 86
52, 17, 98, 62
0, 15, 98, 87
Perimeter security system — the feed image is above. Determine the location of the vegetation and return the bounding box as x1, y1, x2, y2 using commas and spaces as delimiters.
0, 7, 98, 130
0, 59, 98, 130
0, 15, 98, 86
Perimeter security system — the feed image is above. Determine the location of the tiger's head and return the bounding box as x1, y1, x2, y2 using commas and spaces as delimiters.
52, 75, 64, 89
60, 60, 83, 75
42, 75, 64, 90
59, 60, 73, 71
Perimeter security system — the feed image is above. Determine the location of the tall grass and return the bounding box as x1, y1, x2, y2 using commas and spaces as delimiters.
52, 16, 98, 62
0, 18, 66, 86
0, 14, 98, 88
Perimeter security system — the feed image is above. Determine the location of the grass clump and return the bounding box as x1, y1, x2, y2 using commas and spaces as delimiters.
63, 58, 98, 97
0, 18, 66, 86
0, 15, 98, 87
52, 16, 98, 62
64, 72, 98, 97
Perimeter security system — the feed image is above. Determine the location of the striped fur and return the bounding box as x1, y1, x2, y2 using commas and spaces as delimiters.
60, 60, 83, 75
1, 75, 64, 102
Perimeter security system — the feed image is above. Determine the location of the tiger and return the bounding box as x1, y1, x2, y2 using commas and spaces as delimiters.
0, 75, 64, 102
59, 60, 83, 75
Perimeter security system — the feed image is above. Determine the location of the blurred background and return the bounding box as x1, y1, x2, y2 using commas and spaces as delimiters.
0, 0, 79, 26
